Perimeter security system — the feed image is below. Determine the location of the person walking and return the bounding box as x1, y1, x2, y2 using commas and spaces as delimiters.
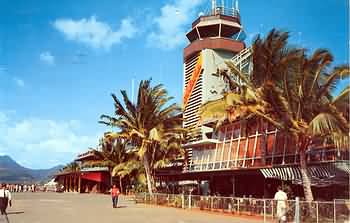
274, 186, 288, 223
111, 185, 120, 208
0, 183, 12, 223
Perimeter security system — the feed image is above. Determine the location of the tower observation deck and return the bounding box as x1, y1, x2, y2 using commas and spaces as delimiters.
183, 0, 246, 150
184, 1, 244, 60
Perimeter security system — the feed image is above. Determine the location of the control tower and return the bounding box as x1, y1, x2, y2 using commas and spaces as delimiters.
183, 0, 246, 144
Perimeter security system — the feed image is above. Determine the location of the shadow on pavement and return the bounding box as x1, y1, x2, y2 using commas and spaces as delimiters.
7, 211, 24, 215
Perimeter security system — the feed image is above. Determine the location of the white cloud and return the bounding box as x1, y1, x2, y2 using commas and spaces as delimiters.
39, 51, 55, 65
13, 77, 25, 87
147, 0, 205, 49
53, 16, 137, 50
0, 111, 101, 168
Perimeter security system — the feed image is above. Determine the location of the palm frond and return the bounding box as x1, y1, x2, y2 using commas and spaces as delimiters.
330, 132, 350, 150
112, 160, 141, 177
199, 97, 228, 123
153, 159, 171, 169
317, 65, 350, 98
308, 112, 348, 136
225, 61, 251, 86
99, 115, 119, 126
331, 85, 350, 106
308, 49, 333, 97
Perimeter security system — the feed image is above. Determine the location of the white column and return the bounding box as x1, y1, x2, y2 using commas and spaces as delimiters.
271, 129, 278, 165
251, 128, 259, 166
212, 131, 221, 169
219, 127, 227, 169
242, 135, 249, 167
234, 133, 241, 167
200, 152, 204, 171
206, 152, 210, 171
196, 27, 201, 40
226, 128, 234, 168
282, 135, 287, 165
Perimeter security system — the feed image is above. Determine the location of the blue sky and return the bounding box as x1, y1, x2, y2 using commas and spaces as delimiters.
0, 0, 348, 169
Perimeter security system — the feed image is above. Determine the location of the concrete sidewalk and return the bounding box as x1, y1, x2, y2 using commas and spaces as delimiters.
7, 192, 263, 223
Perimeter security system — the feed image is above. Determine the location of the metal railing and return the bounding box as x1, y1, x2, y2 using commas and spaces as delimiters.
211, 7, 240, 18
135, 193, 350, 223
191, 6, 241, 28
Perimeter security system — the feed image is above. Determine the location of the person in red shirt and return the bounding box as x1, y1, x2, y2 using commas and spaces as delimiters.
111, 185, 120, 208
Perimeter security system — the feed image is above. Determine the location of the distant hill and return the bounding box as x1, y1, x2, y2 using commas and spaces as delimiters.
0, 155, 63, 184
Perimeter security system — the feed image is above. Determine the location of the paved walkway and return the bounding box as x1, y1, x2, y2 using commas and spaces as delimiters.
4, 192, 263, 223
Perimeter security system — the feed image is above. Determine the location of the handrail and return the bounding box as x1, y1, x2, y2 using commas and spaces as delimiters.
136, 193, 349, 222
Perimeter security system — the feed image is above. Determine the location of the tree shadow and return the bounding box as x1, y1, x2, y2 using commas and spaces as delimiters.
116, 206, 127, 208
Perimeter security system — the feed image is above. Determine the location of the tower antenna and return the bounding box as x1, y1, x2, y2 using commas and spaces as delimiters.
211, 0, 216, 14
235, 0, 239, 12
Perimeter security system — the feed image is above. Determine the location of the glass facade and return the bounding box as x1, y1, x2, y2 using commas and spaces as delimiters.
186, 121, 347, 172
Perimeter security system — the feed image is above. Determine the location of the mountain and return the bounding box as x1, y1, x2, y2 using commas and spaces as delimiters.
0, 155, 63, 184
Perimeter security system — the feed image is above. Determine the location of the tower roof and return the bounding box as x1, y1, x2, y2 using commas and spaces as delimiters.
186, 1, 242, 43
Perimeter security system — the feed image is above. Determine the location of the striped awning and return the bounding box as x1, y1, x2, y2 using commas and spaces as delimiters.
260, 164, 346, 186
261, 167, 303, 181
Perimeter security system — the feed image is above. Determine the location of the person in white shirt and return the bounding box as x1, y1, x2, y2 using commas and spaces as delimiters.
0, 183, 12, 222
274, 186, 288, 223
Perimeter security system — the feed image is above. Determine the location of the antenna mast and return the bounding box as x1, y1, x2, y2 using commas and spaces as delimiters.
211, 0, 216, 14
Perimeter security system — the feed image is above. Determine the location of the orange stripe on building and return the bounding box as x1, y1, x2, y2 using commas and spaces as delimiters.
183, 53, 203, 108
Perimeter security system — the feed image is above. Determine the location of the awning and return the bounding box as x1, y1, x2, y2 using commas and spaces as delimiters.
260, 164, 348, 187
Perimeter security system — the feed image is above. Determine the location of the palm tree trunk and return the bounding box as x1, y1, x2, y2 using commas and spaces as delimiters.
299, 149, 314, 201
143, 153, 153, 195
259, 119, 267, 165
299, 140, 316, 220
119, 177, 123, 194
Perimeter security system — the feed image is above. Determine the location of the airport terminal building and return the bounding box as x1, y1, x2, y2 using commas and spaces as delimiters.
55, 150, 110, 193
155, 0, 349, 199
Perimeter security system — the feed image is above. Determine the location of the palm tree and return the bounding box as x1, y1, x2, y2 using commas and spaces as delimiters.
111, 159, 143, 193
200, 29, 349, 202
201, 29, 302, 165
82, 134, 140, 193
62, 161, 80, 173
99, 79, 184, 195
100, 134, 141, 193
277, 49, 349, 202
